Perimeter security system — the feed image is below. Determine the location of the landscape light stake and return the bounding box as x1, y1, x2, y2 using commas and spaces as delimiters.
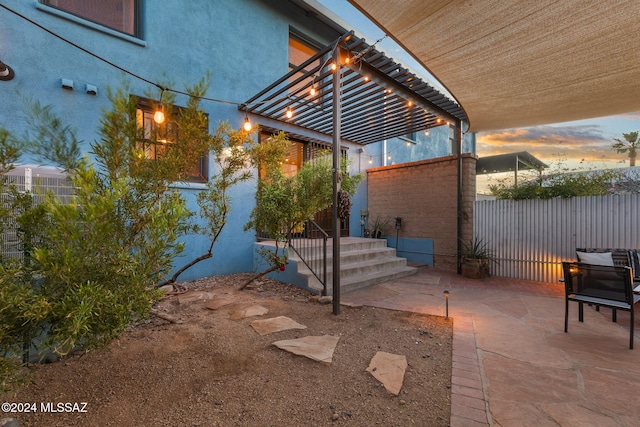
444, 290, 449, 319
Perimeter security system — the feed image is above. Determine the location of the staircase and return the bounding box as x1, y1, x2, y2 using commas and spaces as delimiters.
289, 237, 417, 295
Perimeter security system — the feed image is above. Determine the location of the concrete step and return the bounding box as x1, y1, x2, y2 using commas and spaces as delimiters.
297, 245, 398, 265
288, 237, 417, 295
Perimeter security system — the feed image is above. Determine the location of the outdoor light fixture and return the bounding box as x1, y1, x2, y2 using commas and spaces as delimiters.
443, 290, 450, 319
425, 130, 430, 136
243, 116, 252, 132
154, 86, 166, 124
285, 107, 293, 119
0, 60, 14, 81
310, 84, 316, 96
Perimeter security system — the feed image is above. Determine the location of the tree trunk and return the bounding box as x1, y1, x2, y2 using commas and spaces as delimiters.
155, 253, 213, 288
238, 264, 282, 290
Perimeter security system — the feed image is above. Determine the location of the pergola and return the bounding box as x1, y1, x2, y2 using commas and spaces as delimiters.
240, 30, 468, 313
240, 32, 467, 145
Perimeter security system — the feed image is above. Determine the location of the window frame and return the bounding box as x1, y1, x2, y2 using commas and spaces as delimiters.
135, 97, 209, 184
41, 0, 141, 38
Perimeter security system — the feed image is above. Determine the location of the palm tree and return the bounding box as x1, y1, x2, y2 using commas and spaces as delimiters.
612, 131, 639, 167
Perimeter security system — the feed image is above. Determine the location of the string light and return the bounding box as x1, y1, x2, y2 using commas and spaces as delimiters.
153, 87, 166, 124
4, 3, 456, 146
153, 108, 165, 124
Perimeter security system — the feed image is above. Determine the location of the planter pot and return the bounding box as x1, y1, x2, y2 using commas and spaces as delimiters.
461, 258, 490, 279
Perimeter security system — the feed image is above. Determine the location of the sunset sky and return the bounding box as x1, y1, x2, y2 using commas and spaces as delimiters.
475, 113, 640, 192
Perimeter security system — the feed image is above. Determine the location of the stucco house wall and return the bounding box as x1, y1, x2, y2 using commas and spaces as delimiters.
1, 0, 469, 282
0, 0, 365, 281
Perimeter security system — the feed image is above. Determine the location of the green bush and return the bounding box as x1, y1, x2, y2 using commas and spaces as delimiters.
0, 79, 219, 393
489, 164, 623, 200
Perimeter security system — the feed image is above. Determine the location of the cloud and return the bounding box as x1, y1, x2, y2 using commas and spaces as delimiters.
476, 124, 622, 165
620, 112, 640, 120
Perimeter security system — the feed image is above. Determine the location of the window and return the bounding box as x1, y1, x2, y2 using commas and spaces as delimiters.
43, 0, 139, 37
136, 98, 208, 183
288, 33, 320, 96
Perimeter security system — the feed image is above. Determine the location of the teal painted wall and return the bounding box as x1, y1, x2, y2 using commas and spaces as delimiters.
0, 0, 350, 281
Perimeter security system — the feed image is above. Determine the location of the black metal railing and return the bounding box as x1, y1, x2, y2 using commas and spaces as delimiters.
288, 220, 328, 296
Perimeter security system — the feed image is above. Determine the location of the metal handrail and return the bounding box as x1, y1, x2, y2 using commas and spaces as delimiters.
288, 220, 328, 296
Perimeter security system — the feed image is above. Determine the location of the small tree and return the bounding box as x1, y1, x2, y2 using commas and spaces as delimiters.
240, 133, 362, 289
612, 131, 639, 167
158, 122, 255, 286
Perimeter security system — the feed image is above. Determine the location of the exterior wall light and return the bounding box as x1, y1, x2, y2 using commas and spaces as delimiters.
0, 60, 15, 81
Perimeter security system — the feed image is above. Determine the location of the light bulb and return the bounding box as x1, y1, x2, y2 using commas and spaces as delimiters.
425, 130, 430, 136
153, 110, 165, 124
243, 117, 252, 131
286, 108, 293, 119
331, 63, 337, 71
310, 86, 316, 96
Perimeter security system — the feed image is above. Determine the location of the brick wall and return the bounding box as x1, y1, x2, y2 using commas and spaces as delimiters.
367, 154, 477, 271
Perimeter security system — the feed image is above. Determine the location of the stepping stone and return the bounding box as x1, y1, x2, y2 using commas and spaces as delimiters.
366, 351, 407, 395
228, 304, 269, 320
251, 316, 307, 335
204, 298, 236, 310
177, 291, 215, 304
272, 335, 340, 365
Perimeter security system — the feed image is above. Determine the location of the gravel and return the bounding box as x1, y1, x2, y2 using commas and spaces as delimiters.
7, 274, 452, 426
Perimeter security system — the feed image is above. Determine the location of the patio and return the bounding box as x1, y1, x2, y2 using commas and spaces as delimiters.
342, 266, 640, 426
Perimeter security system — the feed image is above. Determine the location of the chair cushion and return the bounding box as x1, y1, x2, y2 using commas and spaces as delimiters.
576, 251, 614, 266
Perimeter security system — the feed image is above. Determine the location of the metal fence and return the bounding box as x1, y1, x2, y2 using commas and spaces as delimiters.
474, 193, 640, 283
1, 170, 74, 261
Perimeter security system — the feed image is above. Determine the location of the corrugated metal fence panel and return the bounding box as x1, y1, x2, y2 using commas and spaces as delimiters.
475, 194, 640, 283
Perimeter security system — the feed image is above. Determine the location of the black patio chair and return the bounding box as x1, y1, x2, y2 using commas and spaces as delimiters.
562, 262, 640, 349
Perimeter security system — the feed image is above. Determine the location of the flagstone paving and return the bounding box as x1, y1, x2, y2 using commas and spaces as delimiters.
342, 266, 640, 427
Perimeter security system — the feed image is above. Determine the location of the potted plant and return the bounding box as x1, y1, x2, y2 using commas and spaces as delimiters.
370, 216, 390, 239
460, 237, 497, 279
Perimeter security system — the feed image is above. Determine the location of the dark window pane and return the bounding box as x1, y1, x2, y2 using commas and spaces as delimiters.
45, 0, 137, 36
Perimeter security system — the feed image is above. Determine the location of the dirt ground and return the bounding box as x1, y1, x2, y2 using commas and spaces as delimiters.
6, 274, 453, 427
